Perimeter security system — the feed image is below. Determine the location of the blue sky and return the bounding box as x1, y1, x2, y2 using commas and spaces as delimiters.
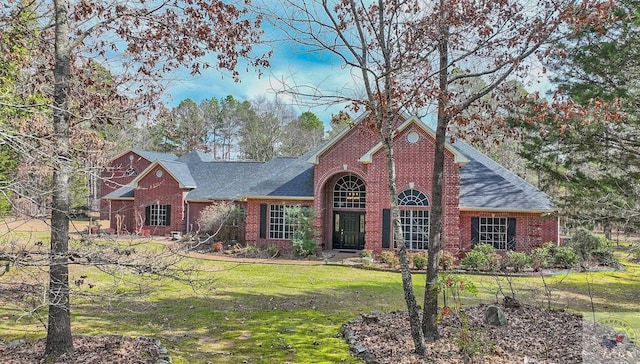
162, 38, 354, 129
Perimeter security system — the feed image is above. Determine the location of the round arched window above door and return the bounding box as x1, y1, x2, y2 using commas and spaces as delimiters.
333, 175, 366, 208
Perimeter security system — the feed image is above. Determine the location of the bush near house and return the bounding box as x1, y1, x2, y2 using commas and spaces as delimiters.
378, 250, 398, 267
460, 244, 501, 271
502, 251, 531, 272
569, 228, 619, 267
410, 252, 427, 270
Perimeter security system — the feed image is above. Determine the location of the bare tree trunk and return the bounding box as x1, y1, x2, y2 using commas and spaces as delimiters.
45, 0, 73, 357
383, 139, 426, 355
423, 0, 449, 342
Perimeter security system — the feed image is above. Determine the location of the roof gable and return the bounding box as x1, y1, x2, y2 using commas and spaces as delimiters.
108, 149, 177, 164
358, 115, 469, 165
132, 160, 196, 189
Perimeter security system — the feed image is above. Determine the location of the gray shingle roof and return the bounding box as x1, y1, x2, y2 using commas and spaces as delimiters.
157, 160, 196, 188
132, 149, 178, 162
103, 186, 135, 199
453, 139, 554, 212
114, 139, 553, 212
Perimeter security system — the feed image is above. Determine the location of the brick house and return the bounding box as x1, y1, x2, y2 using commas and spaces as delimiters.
101, 114, 558, 253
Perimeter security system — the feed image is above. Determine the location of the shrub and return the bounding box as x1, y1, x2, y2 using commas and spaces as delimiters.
266, 243, 280, 257
292, 237, 317, 257
411, 252, 427, 270
461, 244, 501, 271
550, 246, 578, 269
569, 228, 619, 267
211, 241, 224, 252
286, 206, 319, 257
245, 244, 261, 258
439, 250, 456, 271
378, 250, 398, 267
591, 248, 618, 267
503, 251, 531, 272
530, 246, 550, 272
361, 249, 374, 258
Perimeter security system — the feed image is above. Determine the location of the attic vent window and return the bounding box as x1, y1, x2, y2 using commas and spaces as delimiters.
156, 170, 163, 178
407, 131, 419, 144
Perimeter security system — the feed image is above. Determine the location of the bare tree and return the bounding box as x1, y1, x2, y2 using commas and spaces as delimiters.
262, 0, 613, 353
1, 0, 267, 358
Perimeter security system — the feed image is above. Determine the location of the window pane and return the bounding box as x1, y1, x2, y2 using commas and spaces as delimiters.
478, 217, 507, 250
333, 175, 366, 208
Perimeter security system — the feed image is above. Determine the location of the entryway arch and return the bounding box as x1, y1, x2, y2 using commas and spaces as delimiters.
332, 174, 366, 250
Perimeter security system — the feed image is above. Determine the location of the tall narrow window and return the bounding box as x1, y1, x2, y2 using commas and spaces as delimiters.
333, 175, 366, 208
396, 189, 429, 250
269, 204, 295, 239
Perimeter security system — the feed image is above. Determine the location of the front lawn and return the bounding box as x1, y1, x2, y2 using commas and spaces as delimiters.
1, 225, 639, 363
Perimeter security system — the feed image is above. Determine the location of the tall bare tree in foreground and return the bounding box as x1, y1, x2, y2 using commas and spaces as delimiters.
266, 0, 613, 353
1, 0, 266, 358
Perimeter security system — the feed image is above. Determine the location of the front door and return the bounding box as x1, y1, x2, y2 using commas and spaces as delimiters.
333, 212, 365, 250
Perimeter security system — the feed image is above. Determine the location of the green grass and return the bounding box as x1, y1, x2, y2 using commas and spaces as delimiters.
1, 234, 640, 363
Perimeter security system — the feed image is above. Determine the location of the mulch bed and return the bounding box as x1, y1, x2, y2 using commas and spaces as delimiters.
0, 335, 169, 364
342, 304, 640, 363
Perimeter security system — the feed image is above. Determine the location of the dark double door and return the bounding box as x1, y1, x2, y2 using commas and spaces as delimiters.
333, 211, 365, 250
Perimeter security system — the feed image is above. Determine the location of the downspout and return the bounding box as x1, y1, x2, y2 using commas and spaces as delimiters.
557, 214, 561, 246
185, 200, 190, 233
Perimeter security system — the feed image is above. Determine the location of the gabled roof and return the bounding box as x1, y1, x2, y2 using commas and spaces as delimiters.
108, 149, 178, 163
358, 116, 469, 165
132, 160, 196, 189
453, 139, 554, 212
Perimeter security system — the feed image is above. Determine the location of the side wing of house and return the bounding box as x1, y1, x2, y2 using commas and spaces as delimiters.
99, 149, 176, 219
454, 140, 558, 252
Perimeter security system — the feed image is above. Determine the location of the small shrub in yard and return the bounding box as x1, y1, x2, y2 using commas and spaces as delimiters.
245, 244, 261, 258
411, 252, 427, 270
530, 246, 550, 272
550, 246, 578, 269
461, 244, 501, 271
439, 250, 456, 270
569, 228, 619, 267
266, 244, 280, 257
211, 241, 224, 252
378, 250, 398, 267
503, 251, 531, 272
361, 249, 374, 258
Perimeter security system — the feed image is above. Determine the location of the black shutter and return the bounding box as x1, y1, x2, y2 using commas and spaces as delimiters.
507, 218, 517, 250
165, 205, 171, 226
145, 205, 150, 226
259, 204, 267, 239
382, 209, 391, 248
471, 217, 479, 246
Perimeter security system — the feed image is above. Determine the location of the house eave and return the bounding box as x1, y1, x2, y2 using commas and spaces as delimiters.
459, 206, 556, 214
103, 197, 134, 201
242, 195, 315, 201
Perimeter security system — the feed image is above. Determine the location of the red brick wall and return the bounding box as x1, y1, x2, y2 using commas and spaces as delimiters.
188, 201, 247, 243
106, 200, 134, 233
313, 121, 462, 252
100, 152, 154, 219
458, 211, 559, 253
133, 166, 187, 236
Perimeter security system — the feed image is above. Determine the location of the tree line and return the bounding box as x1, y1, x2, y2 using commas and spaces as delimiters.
115, 95, 327, 161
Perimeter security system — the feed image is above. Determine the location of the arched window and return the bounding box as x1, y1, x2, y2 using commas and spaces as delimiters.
333, 175, 366, 209
397, 189, 429, 250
